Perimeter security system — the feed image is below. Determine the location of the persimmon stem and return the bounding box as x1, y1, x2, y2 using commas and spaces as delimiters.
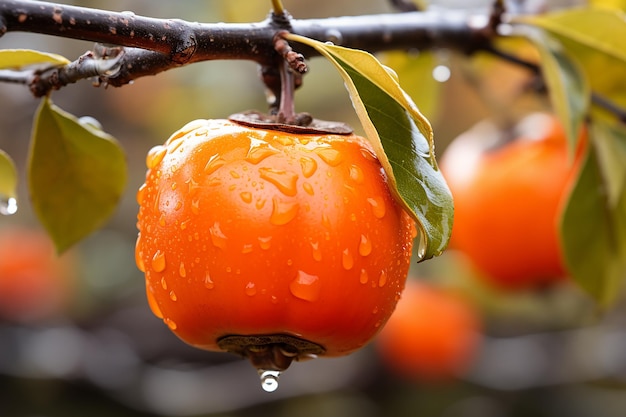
277, 60, 297, 124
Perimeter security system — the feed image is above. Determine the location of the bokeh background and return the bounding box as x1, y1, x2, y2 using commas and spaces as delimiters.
2, 0, 626, 416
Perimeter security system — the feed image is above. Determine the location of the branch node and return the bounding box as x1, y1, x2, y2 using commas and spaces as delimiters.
273, 31, 307, 75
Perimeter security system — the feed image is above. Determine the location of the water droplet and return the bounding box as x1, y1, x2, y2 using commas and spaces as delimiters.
191, 199, 200, 215
179, 262, 186, 277
164, 318, 177, 330
146, 284, 164, 318
136, 184, 147, 205
245, 282, 257, 296
210, 222, 227, 249
187, 178, 200, 196
135, 236, 146, 272
204, 154, 226, 174
289, 270, 321, 302
359, 269, 369, 284
146, 145, 167, 169
193, 128, 209, 136
415, 230, 427, 261
242, 243, 254, 254
310, 241, 322, 261
259, 369, 280, 392
169, 290, 177, 301
302, 182, 314, 196
259, 167, 299, 197
378, 270, 388, 287
161, 276, 168, 290
255, 198, 266, 210
158, 214, 166, 227
151, 250, 166, 272
342, 248, 354, 270
322, 213, 331, 229
240, 191, 253, 203
367, 196, 386, 219
275, 135, 295, 146
246, 145, 278, 164
258, 236, 272, 250
0, 196, 18, 215
204, 272, 215, 289
358, 234, 372, 257
269, 197, 299, 225
360, 148, 377, 161
174, 201, 182, 211
349, 164, 364, 184
314, 147, 343, 166
230, 170, 240, 179
299, 156, 318, 177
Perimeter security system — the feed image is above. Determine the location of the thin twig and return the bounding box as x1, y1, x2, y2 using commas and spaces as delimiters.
271, 0, 285, 16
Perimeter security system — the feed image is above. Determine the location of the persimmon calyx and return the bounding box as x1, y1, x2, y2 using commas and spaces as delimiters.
229, 111, 353, 135
217, 334, 326, 371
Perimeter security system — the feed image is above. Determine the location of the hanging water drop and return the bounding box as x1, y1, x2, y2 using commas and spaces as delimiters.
259, 369, 281, 393
0, 196, 17, 215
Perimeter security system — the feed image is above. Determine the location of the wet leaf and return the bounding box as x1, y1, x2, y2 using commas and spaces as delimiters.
28, 98, 127, 253
287, 34, 454, 261
0, 149, 18, 214
559, 123, 626, 306
520, 27, 589, 152
0, 49, 70, 69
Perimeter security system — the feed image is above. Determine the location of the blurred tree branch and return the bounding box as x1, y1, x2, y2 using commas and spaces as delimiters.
0, 0, 488, 93
1, 0, 625, 124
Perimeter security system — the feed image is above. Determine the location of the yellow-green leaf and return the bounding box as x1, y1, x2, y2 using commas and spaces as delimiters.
0, 149, 18, 215
28, 98, 127, 253
559, 123, 626, 306
0, 49, 70, 69
516, 8, 626, 114
517, 8, 626, 63
590, 0, 626, 10
521, 27, 589, 152
287, 34, 453, 261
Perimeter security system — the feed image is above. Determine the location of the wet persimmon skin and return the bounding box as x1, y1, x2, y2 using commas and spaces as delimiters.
136, 119, 415, 357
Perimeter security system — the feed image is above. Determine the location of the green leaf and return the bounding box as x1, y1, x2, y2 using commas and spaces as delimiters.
0, 49, 70, 69
517, 8, 626, 63
521, 27, 590, 152
28, 98, 127, 253
516, 8, 626, 115
0, 149, 18, 215
593, 120, 626, 208
559, 123, 626, 306
286, 34, 454, 261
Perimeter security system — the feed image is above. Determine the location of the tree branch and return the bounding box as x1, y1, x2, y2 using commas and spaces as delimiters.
0, 0, 485, 90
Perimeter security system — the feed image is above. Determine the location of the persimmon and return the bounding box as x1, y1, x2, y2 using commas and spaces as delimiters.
135, 118, 416, 385
376, 280, 481, 381
0, 226, 75, 322
440, 113, 585, 290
